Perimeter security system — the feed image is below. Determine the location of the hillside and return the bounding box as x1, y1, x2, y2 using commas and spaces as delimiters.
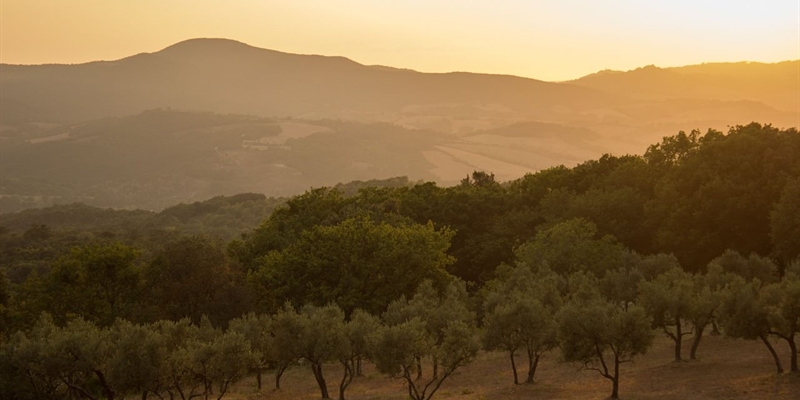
2, 39, 796, 139
0, 38, 615, 131
0, 110, 626, 213
571, 61, 800, 113
1, 39, 798, 213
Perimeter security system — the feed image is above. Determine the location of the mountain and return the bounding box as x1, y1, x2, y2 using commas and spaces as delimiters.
0, 39, 797, 213
570, 61, 800, 113
0, 38, 617, 130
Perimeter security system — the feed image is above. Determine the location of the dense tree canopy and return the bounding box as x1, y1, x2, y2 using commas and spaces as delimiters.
248, 217, 454, 315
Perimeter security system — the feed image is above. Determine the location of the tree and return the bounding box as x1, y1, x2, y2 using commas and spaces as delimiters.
268, 304, 304, 390
637, 253, 681, 281
382, 280, 475, 381
1, 315, 67, 400
515, 218, 628, 277
46, 242, 141, 326
370, 318, 480, 400
229, 188, 352, 271
685, 264, 729, 360
153, 318, 205, 400
149, 317, 254, 400
600, 263, 644, 309
249, 217, 454, 316
762, 270, 800, 373
709, 249, 779, 284
482, 264, 560, 384
336, 309, 380, 400
344, 309, 381, 377
557, 281, 654, 399
638, 267, 694, 361
192, 331, 257, 400
645, 124, 800, 269
770, 177, 800, 265
145, 235, 246, 325
107, 320, 167, 399
50, 320, 115, 400
227, 313, 273, 390
296, 304, 349, 399
718, 277, 784, 373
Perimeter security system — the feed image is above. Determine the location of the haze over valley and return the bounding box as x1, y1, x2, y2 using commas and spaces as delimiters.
1, 38, 797, 212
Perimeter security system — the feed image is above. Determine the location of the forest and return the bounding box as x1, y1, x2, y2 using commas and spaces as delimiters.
0, 122, 799, 400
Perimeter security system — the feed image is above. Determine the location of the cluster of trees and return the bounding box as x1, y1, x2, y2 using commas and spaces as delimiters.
1, 123, 799, 398
0, 281, 479, 400
5, 240, 795, 400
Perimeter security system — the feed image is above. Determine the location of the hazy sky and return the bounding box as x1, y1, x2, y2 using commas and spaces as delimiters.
2, 0, 798, 81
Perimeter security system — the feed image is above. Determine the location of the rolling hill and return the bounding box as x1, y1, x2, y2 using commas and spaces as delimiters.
0, 38, 797, 212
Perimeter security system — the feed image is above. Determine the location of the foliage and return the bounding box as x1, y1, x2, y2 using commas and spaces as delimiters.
515, 218, 628, 277
248, 217, 454, 315
638, 267, 693, 361
770, 177, 800, 264
144, 235, 249, 325
482, 264, 560, 384
45, 242, 141, 326
370, 318, 480, 400
557, 280, 654, 399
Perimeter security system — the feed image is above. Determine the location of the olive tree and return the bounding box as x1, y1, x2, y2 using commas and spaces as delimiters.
370, 318, 480, 400
227, 313, 273, 390
482, 264, 560, 384
638, 267, 693, 361
382, 280, 475, 380
718, 277, 785, 373
685, 264, 729, 360
296, 303, 349, 399
557, 279, 654, 399
762, 268, 800, 373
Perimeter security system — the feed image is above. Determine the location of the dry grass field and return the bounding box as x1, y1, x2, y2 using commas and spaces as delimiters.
227, 334, 799, 400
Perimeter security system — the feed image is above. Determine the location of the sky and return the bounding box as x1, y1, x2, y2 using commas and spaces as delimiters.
1, 0, 798, 81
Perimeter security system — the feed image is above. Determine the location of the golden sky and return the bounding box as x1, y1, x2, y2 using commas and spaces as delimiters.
1, 0, 798, 81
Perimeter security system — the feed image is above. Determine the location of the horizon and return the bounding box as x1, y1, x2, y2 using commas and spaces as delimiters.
2, 36, 798, 83
2, 1, 798, 81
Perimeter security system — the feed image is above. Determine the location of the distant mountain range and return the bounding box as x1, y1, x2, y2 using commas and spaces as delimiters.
0, 38, 797, 212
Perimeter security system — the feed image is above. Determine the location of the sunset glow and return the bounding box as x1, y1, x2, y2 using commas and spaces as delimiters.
2, 0, 798, 80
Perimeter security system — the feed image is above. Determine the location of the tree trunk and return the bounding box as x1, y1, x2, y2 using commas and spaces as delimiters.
311, 363, 330, 399
356, 357, 363, 377
674, 317, 683, 362
690, 324, 705, 360
141, 391, 147, 400
275, 365, 287, 390
526, 349, 539, 384
787, 334, 797, 373
256, 370, 262, 390
415, 356, 422, 380
610, 354, 620, 399
759, 334, 784, 374
509, 350, 519, 384
94, 370, 115, 400
432, 357, 439, 380
338, 361, 354, 400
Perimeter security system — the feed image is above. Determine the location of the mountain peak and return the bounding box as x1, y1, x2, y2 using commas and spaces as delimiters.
154, 38, 269, 59
160, 38, 254, 52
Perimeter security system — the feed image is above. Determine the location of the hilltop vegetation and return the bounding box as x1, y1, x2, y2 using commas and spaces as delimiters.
1, 123, 798, 400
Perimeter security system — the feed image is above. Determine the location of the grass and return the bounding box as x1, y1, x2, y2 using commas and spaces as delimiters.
227, 334, 799, 399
